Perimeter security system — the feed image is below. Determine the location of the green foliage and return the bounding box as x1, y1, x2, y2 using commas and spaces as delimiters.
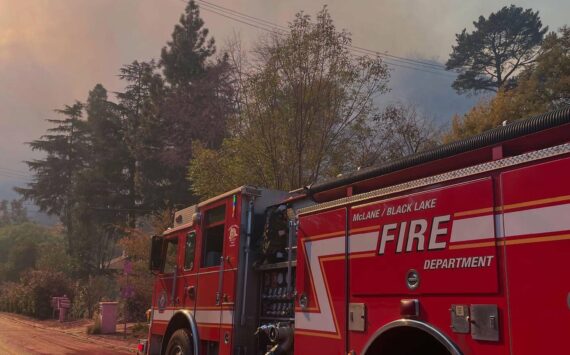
160, 0, 215, 87
8, 2, 239, 320
446, 5, 548, 94
15, 102, 89, 254
117, 60, 167, 215
0, 200, 28, 226
86, 313, 102, 334
376, 103, 440, 159
0, 223, 62, 282
189, 7, 391, 197
132, 322, 150, 338
159, 1, 233, 206
17, 0, 234, 278
70, 275, 118, 319
0, 270, 73, 319
445, 26, 570, 141
118, 230, 154, 322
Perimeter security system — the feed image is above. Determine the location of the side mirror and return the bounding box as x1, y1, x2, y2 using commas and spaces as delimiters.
150, 235, 164, 274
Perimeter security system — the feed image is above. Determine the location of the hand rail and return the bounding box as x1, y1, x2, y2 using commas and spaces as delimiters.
216, 256, 225, 305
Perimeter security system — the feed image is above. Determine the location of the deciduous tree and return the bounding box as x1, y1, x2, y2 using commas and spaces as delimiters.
189, 7, 390, 197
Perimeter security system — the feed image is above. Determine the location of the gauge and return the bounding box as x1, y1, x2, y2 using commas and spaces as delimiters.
277, 272, 284, 285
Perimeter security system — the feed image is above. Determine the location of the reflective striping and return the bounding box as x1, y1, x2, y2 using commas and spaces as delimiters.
349, 232, 379, 253
195, 310, 234, 325
449, 241, 496, 250
494, 214, 504, 238
221, 309, 233, 325
152, 309, 234, 326
449, 202, 570, 249
503, 233, 570, 246
449, 233, 570, 250
450, 215, 495, 242
296, 232, 377, 335
454, 207, 494, 217
501, 194, 570, 212
296, 236, 343, 333
503, 203, 570, 237
153, 309, 175, 322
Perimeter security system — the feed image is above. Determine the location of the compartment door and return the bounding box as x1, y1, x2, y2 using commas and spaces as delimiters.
295, 207, 347, 355
501, 157, 570, 354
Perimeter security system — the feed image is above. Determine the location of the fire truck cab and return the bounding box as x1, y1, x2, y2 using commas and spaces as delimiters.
145, 186, 304, 355
143, 108, 570, 355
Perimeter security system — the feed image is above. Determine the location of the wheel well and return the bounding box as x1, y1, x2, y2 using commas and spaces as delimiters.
363, 320, 461, 355
162, 313, 191, 354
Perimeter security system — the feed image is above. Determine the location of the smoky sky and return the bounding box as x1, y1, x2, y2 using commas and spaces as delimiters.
1, 0, 568, 203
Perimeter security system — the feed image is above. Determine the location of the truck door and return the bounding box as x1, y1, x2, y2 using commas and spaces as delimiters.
219, 195, 242, 355
195, 201, 226, 349
500, 156, 570, 354
195, 199, 239, 354
181, 231, 198, 313
152, 234, 181, 333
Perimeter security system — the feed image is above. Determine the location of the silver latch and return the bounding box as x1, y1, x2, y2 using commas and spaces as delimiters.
348, 303, 366, 332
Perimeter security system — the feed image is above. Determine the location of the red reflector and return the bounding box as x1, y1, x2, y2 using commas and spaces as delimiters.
137, 343, 144, 352
400, 299, 420, 318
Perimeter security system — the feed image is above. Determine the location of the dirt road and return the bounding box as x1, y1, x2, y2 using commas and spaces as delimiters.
0, 314, 133, 354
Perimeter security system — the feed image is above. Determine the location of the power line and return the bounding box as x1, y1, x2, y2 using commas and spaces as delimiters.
197, 2, 285, 34
348, 44, 448, 71
190, 0, 454, 77
0, 165, 29, 175
0, 173, 30, 180
198, 0, 288, 30
0, 168, 29, 178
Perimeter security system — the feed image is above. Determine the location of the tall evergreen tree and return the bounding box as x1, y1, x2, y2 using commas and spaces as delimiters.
71, 84, 130, 272
160, 0, 215, 87
16, 102, 89, 251
158, 1, 233, 207
117, 60, 168, 213
446, 5, 548, 94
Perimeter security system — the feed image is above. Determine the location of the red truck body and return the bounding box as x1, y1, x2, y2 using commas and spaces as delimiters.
144, 108, 570, 355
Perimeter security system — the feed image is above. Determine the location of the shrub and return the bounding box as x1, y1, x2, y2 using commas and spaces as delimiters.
86, 313, 102, 334
70, 275, 118, 320
0, 270, 73, 319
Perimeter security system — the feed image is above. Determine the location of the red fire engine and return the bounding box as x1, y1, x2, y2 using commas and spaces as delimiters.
140, 108, 570, 355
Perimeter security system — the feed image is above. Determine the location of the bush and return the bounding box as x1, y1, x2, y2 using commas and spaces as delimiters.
118, 232, 153, 322
86, 313, 102, 334
0, 270, 73, 319
132, 322, 149, 338
70, 275, 118, 320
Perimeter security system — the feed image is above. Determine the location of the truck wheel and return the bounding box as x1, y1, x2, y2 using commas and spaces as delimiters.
165, 329, 193, 355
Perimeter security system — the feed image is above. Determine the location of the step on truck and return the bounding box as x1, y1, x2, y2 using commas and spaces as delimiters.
140, 107, 570, 355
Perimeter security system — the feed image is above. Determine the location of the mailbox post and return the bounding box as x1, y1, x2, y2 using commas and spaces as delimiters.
51, 295, 71, 322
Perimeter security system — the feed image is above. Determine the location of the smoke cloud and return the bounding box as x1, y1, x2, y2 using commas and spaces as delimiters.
0, 0, 568, 202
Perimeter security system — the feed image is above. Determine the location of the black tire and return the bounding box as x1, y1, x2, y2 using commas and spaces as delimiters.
165, 328, 193, 355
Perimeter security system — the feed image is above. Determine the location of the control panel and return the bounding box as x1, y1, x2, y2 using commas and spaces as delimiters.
259, 266, 295, 320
